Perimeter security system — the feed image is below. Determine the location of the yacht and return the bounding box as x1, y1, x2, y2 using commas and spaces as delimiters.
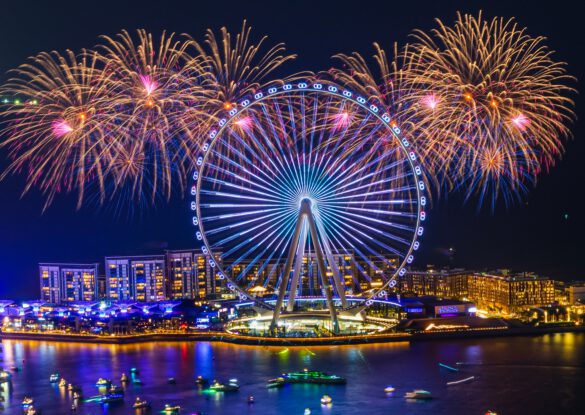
49, 373, 60, 383
208, 379, 240, 392
58, 378, 67, 388
120, 373, 128, 383
109, 385, 124, 394
95, 378, 111, 387
0, 369, 11, 382
22, 397, 34, 408
168, 377, 176, 384
320, 395, 333, 405
404, 390, 433, 400
266, 377, 285, 388
384, 385, 396, 393
162, 404, 181, 414
194, 375, 208, 386
281, 369, 346, 385
132, 397, 151, 409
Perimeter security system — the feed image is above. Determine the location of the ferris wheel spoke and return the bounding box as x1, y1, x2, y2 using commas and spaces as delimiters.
323, 213, 403, 267
203, 209, 291, 237
322, 206, 413, 247
219, 210, 297, 259
233, 214, 298, 284
204, 161, 292, 200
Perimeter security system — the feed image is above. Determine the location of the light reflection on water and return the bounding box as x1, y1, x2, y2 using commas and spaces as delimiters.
0, 334, 584, 414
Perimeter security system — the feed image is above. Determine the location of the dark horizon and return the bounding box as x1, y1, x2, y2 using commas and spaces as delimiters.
0, 0, 584, 299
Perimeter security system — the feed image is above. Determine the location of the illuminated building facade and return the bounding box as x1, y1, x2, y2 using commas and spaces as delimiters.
166, 249, 225, 299
166, 249, 197, 299
398, 268, 469, 299
39, 263, 99, 303
105, 255, 166, 302
467, 273, 555, 314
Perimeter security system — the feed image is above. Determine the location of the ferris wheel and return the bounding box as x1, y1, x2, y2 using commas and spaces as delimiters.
192, 81, 426, 332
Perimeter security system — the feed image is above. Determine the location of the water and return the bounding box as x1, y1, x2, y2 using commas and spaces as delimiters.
1, 333, 584, 414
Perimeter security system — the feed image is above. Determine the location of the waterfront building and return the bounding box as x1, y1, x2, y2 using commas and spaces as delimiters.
166, 249, 225, 300
39, 263, 99, 303
105, 255, 166, 302
398, 267, 469, 299
467, 272, 555, 314
568, 283, 585, 305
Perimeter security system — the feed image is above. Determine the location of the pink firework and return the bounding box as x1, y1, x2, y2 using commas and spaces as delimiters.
139, 75, 158, 95
511, 113, 529, 131
332, 111, 351, 130
421, 93, 438, 110
51, 119, 74, 138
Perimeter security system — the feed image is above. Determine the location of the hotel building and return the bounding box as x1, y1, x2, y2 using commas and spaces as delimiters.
105, 255, 166, 302
39, 263, 99, 303
467, 272, 555, 314
398, 268, 469, 299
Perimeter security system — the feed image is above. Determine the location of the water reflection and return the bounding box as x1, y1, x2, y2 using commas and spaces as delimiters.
0, 334, 583, 414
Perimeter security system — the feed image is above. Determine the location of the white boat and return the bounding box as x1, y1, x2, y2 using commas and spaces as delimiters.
384, 385, 395, 393
405, 389, 433, 400
320, 394, 332, 405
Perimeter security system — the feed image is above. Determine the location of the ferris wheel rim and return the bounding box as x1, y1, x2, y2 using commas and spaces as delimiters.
192, 81, 426, 310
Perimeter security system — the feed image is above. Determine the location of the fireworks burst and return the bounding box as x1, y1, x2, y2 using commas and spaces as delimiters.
0, 50, 116, 210
399, 12, 576, 207
96, 29, 208, 204
185, 20, 297, 112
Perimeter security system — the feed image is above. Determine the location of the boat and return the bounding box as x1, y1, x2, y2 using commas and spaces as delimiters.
130, 368, 139, 375
49, 373, 60, 383
109, 385, 124, 394
207, 379, 240, 392
266, 377, 285, 388
69, 384, 82, 393
247, 395, 255, 404
320, 395, 332, 405
95, 378, 111, 387
485, 411, 498, 415
384, 385, 396, 393
162, 404, 181, 414
404, 390, 433, 400
446, 376, 475, 386
73, 392, 82, 400
194, 375, 208, 386
132, 397, 150, 409
22, 397, 34, 408
438, 363, 459, 372
85, 393, 124, 404
25, 405, 40, 415
100, 393, 124, 403
0, 370, 11, 382
168, 377, 176, 384
281, 369, 346, 385
58, 378, 67, 388
133, 378, 144, 385
120, 373, 128, 383
304, 409, 311, 415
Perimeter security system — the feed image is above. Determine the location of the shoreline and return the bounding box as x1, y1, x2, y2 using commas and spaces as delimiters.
1, 325, 583, 346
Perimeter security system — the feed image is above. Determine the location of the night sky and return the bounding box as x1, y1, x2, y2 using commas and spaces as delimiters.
0, 0, 583, 299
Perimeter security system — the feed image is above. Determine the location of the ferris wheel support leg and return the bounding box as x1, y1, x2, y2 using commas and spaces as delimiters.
316, 218, 348, 309
306, 209, 340, 334
286, 221, 308, 312
269, 209, 305, 334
